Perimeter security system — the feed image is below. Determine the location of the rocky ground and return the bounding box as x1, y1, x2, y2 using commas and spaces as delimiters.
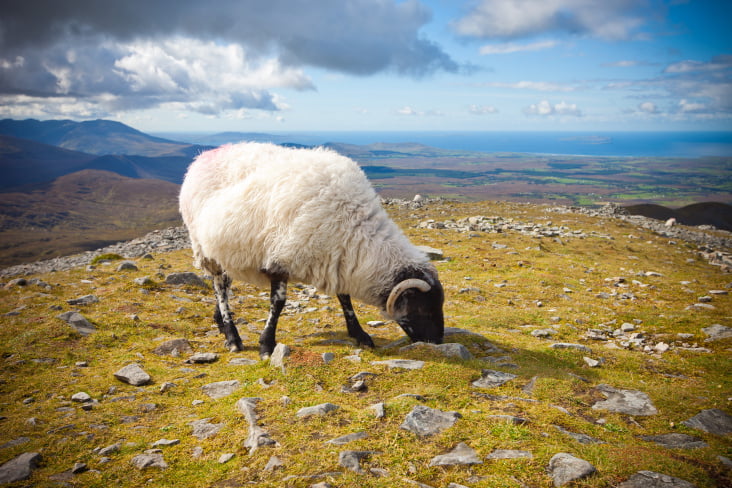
0, 199, 730, 488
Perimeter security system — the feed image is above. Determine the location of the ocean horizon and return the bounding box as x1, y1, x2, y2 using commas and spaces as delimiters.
163, 130, 732, 158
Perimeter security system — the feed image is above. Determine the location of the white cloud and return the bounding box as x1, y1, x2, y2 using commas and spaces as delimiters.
396, 106, 443, 117
523, 99, 582, 116
638, 101, 658, 113
483, 80, 578, 92
397, 106, 420, 116
454, 0, 654, 40
664, 55, 732, 74
479, 40, 558, 55
678, 99, 707, 113
469, 104, 499, 115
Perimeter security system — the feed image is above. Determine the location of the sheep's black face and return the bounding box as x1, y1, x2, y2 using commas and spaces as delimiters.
395, 280, 445, 344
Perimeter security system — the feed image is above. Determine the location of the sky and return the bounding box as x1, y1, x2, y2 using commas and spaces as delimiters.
0, 0, 730, 133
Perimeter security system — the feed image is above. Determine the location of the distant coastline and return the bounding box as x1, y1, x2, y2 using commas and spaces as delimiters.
154, 130, 732, 158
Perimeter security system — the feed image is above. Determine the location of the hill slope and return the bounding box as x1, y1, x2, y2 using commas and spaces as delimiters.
0, 200, 729, 488
626, 202, 732, 231
0, 169, 181, 266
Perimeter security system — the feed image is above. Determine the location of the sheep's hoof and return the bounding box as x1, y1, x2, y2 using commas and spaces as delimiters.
225, 340, 243, 353
357, 334, 375, 349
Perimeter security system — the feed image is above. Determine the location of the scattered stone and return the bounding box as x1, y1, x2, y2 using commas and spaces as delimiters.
400, 342, 473, 360
159, 382, 176, 393
151, 439, 179, 448
417, 245, 444, 260
117, 261, 138, 271
218, 453, 235, 464
616, 470, 697, 488
400, 405, 461, 436
550, 343, 592, 353
134, 276, 153, 286
165, 272, 207, 287
113, 363, 151, 386
322, 352, 335, 364
187, 352, 219, 364
297, 403, 340, 418
153, 338, 193, 356
236, 397, 277, 453
532, 329, 556, 338
190, 418, 224, 440
547, 453, 597, 487
98, 443, 121, 456
486, 449, 533, 460
270, 343, 291, 372
339, 450, 377, 473
487, 415, 530, 425
0, 452, 42, 483
370, 359, 425, 370
591, 384, 658, 416
57, 311, 96, 336
327, 432, 368, 445
701, 324, 732, 342
264, 456, 284, 471
131, 450, 168, 470
367, 321, 386, 328
71, 392, 92, 403
583, 357, 601, 368
428, 442, 482, 467
553, 425, 604, 444
202, 380, 241, 400
472, 369, 518, 389
229, 357, 258, 366
67, 294, 99, 306
370, 402, 386, 419
71, 462, 88, 474
641, 433, 708, 449
682, 408, 732, 435
0, 437, 30, 450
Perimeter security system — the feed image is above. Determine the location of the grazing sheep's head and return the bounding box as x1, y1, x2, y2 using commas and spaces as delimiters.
386, 268, 445, 344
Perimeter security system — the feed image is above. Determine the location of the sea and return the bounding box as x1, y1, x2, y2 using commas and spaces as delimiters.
268, 131, 732, 158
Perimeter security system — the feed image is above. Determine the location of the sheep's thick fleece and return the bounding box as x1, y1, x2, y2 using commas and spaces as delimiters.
179, 142, 430, 307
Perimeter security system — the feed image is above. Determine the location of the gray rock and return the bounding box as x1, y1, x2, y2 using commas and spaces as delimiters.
297, 403, 340, 418
531, 329, 556, 338
134, 276, 153, 286
486, 449, 533, 460
264, 456, 284, 471
701, 324, 732, 342
326, 432, 368, 445
67, 294, 100, 305
0, 452, 42, 483
641, 433, 708, 449
187, 352, 219, 364
550, 343, 592, 353
190, 418, 224, 440
370, 359, 425, 370
153, 338, 193, 356
98, 443, 121, 456
236, 397, 277, 453
417, 245, 444, 260
553, 425, 604, 444
616, 470, 697, 488
400, 405, 461, 436
113, 363, 151, 386
165, 272, 207, 287
71, 462, 88, 474
57, 311, 96, 336
117, 260, 138, 271
218, 453, 235, 464
151, 439, 180, 448
71, 392, 92, 403
682, 408, 732, 435
428, 442, 482, 466
547, 453, 597, 487
202, 380, 241, 400
370, 402, 385, 419
487, 415, 530, 425
130, 450, 168, 470
591, 384, 657, 416
400, 342, 473, 360
229, 357, 258, 366
338, 450, 377, 473
472, 369, 518, 389
270, 343, 291, 371
0, 437, 30, 450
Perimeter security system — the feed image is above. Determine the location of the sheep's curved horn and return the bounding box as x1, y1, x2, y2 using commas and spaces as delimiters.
386, 279, 431, 317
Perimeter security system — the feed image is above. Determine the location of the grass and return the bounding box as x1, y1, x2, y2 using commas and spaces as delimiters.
0, 199, 730, 488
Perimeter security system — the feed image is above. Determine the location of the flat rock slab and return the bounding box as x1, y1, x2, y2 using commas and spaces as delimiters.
229, 357, 258, 366
554, 425, 604, 444
472, 369, 518, 389
153, 338, 193, 356
701, 324, 732, 342
67, 294, 99, 305
57, 311, 96, 336
0, 452, 42, 483
187, 352, 219, 364
616, 470, 697, 488
370, 359, 425, 370
548, 453, 597, 487
641, 433, 708, 449
400, 405, 461, 436
429, 442, 482, 466
165, 272, 207, 287
131, 451, 168, 470
682, 408, 732, 435
550, 343, 592, 353
591, 384, 658, 416
114, 363, 151, 386
400, 342, 473, 360
297, 402, 340, 418
326, 431, 368, 445
486, 449, 533, 460
190, 418, 224, 440
202, 380, 241, 399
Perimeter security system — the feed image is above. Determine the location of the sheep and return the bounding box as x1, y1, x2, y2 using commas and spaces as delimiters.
179, 142, 444, 358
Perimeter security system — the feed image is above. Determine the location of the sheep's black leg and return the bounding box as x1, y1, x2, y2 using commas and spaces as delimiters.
259, 276, 288, 359
337, 294, 375, 348
211, 269, 244, 352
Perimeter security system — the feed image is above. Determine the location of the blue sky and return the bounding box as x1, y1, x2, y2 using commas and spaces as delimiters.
1, 0, 730, 133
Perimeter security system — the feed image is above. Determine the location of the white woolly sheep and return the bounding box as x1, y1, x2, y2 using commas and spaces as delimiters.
179, 142, 444, 357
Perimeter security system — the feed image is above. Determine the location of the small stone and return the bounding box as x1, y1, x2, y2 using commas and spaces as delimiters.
472, 369, 518, 389
550, 343, 592, 353
553, 425, 604, 444
429, 442, 482, 467
322, 352, 335, 364
399, 342, 473, 360
202, 380, 241, 400
57, 311, 96, 336
339, 450, 377, 473
229, 357, 258, 366
0, 452, 42, 483
583, 357, 601, 368
67, 294, 100, 306
71, 392, 92, 403
264, 456, 284, 471
640, 433, 708, 449
113, 363, 151, 386
486, 449, 533, 460
296, 403, 340, 418
117, 261, 138, 271
270, 343, 291, 371
548, 452, 597, 487
159, 382, 176, 393
134, 276, 153, 286
616, 471, 697, 488
654, 342, 670, 353
701, 324, 732, 342
131, 451, 167, 470
367, 321, 386, 328
218, 453, 235, 464
98, 443, 121, 456
187, 352, 218, 364
592, 384, 658, 416
487, 415, 530, 425
190, 418, 224, 440
531, 329, 556, 338
71, 462, 88, 474
682, 408, 732, 435
370, 402, 385, 419
151, 439, 180, 448
370, 359, 425, 370
165, 272, 207, 287
400, 405, 461, 436
326, 432, 368, 445
153, 338, 193, 356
